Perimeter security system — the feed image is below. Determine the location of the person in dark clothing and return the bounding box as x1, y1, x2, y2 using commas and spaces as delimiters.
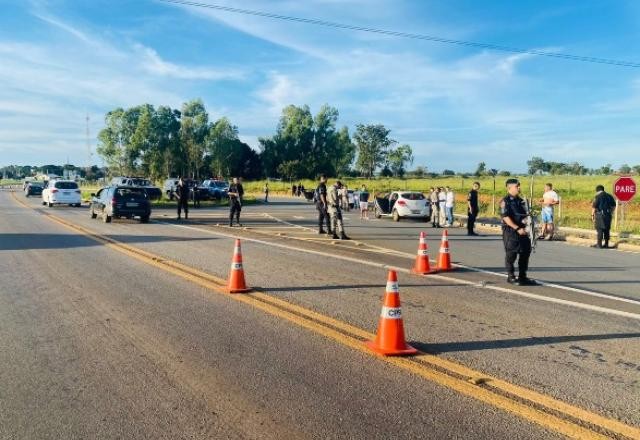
500, 179, 536, 286
191, 181, 201, 209
315, 174, 331, 235
467, 181, 480, 236
228, 177, 244, 226
292, 184, 297, 197
176, 177, 189, 220
591, 185, 617, 248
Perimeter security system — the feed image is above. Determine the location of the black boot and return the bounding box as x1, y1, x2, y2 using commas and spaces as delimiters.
331, 233, 339, 239
340, 232, 351, 240
318, 229, 326, 234
507, 274, 517, 284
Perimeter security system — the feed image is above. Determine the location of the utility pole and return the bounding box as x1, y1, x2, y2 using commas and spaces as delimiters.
86, 113, 92, 167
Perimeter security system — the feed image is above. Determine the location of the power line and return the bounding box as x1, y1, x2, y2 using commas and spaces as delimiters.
157, 0, 640, 68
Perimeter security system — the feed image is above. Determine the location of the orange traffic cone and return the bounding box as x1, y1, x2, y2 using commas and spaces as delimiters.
437, 229, 452, 271
365, 270, 417, 356
411, 231, 432, 275
227, 239, 251, 293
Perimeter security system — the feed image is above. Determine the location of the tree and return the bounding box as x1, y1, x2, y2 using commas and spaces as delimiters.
206, 117, 240, 177
599, 163, 613, 175
527, 156, 546, 175
488, 168, 499, 177
633, 165, 640, 175
619, 164, 632, 174
387, 144, 414, 177
180, 99, 209, 179
97, 108, 128, 175
331, 126, 355, 176
354, 124, 395, 178
474, 161, 486, 177
411, 166, 427, 178
442, 169, 455, 176
498, 170, 511, 176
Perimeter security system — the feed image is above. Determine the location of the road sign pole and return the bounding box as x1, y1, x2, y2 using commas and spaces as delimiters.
614, 199, 619, 231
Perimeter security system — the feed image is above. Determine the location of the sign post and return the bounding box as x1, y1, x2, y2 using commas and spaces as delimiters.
613, 176, 636, 231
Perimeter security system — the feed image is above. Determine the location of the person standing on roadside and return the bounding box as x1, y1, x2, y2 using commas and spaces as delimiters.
327, 180, 350, 240
591, 184, 616, 249
176, 176, 189, 220
359, 184, 370, 220
315, 174, 331, 235
501, 179, 536, 286
263, 182, 269, 203
429, 187, 439, 227
538, 183, 559, 240
445, 186, 455, 227
467, 181, 480, 236
438, 187, 447, 227
228, 177, 244, 227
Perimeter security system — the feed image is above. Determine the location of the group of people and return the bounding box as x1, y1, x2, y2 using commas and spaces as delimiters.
427, 186, 457, 229
175, 176, 244, 227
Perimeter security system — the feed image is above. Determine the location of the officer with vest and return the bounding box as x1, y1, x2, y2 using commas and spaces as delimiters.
315, 174, 332, 235
500, 178, 536, 286
176, 176, 189, 220
591, 184, 616, 248
228, 177, 244, 227
327, 180, 350, 240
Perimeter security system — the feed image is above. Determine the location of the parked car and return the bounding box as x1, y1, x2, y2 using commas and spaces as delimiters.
198, 179, 229, 200
89, 186, 151, 223
374, 191, 431, 221
24, 181, 43, 197
42, 179, 82, 207
110, 176, 162, 200
163, 178, 179, 200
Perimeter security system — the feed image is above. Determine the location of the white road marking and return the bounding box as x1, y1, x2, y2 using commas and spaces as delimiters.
161, 221, 640, 321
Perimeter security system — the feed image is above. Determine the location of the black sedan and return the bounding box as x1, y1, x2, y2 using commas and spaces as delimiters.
24, 182, 44, 197
89, 186, 151, 223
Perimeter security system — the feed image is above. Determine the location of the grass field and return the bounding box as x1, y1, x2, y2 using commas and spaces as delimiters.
245, 175, 640, 234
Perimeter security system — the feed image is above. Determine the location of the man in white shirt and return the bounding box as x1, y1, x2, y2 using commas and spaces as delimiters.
445, 186, 455, 227
539, 183, 559, 240
438, 187, 447, 227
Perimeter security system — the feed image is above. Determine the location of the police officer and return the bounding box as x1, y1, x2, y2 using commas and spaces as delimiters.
176, 176, 189, 220
315, 174, 331, 235
327, 180, 350, 240
500, 179, 536, 286
228, 177, 244, 227
591, 184, 616, 248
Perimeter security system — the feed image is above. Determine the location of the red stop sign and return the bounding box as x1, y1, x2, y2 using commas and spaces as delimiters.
613, 176, 636, 202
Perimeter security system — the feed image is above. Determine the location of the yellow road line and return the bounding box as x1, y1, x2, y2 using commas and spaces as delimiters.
11, 192, 640, 440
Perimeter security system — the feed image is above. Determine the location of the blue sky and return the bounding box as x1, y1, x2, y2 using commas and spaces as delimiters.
1, 0, 640, 173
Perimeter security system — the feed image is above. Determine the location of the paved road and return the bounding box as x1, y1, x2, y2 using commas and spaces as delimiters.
2, 191, 640, 439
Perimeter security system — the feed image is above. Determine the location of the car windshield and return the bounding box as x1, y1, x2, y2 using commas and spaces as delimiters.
131, 179, 151, 186
55, 181, 78, 189
29, 182, 43, 187
116, 188, 147, 198
214, 181, 228, 188
400, 192, 425, 200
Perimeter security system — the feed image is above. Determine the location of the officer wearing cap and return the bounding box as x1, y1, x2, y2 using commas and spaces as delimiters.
500, 178, 536, 286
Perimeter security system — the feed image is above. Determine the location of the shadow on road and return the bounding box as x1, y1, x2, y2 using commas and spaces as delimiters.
413, 332, 640, 354
0, 233, 218, 251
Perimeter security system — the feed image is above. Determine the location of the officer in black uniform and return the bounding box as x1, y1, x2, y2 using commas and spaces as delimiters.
315, 174, 332, 235
228, 177, 244, 227
500, 179, 536, 286
591, 184, 616, 248
176, 177, 189, 220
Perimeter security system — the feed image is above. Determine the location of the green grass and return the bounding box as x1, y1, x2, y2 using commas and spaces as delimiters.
0, 179, 21, 186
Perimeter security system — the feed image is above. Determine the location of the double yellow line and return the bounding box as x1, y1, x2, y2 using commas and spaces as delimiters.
11, 192, 640, 439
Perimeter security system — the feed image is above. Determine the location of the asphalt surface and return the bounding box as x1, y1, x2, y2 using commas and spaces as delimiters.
2, 190, 639, 439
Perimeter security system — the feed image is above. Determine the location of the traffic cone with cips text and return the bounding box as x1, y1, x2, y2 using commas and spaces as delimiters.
365, 270, 417, 356
437, 229, 452, 271
411, 231, 432, 275
227, 239, 251, 293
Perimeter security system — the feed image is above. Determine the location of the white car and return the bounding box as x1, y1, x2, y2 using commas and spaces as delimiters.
374, 191, 431, 221
42, 179, 82, 207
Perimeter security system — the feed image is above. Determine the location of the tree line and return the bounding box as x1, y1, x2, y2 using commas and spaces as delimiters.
94, 99, 414, 181
526, 157, 640, 176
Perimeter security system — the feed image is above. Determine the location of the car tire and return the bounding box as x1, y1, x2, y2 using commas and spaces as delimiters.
48, 201, 53, 208
140, 215, 149, 223
90, 207, 97, 219
392, 210, 400, 222
75, 203, 81, 208
375, 208, 382, 219
102, 211, 112, 223
42, 200, 46, 206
